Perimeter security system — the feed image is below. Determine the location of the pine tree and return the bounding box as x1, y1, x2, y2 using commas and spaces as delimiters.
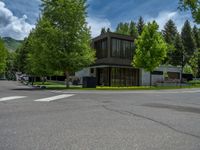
137, 16, 145, 35
181, 20, 196, 63
116, 22, 124, 34
107, 28, 111, 32
193, 25, 200, 48
116, 22, 130, 35
162, 19, 178, 65
101, 28, 106, 34
129, 21, 139, 40
172, 33, 185, 66
170, 33, 186, 82
162, 19, 178, 44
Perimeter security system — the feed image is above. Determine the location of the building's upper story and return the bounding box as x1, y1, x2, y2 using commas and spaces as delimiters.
91, 32, 135, 67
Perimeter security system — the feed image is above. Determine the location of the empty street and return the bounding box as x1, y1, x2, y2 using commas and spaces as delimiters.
0, 81, 200, 150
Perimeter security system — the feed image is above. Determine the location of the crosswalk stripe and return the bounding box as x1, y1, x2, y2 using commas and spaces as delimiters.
0, 96, 27, 102
34, 94, 74, 102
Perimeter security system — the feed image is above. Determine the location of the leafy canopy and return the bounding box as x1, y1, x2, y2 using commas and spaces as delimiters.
0, 37, 8, 73
26, 18, 55, 77
41, 0, 95, 73
133, 21, 168, 72
179, 0, 200, 24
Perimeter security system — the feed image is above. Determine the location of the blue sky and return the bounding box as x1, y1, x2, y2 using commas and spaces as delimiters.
0, 0, 195, 40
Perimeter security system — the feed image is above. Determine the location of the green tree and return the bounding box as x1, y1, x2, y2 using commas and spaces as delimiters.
130, 21, 139, 40
116, 22, 130, 35
41, 0, 95, 87
162, 19, 178, 44
197, 48, 200, 77
107, 28, 111, 32
5, 51, 17, 80
172, 33, 185, 66
101, 27, 106, 34
0, 37, 8, 74
181, 20, 196, 63
179, 0, 200, 24
162, 19, 178, 65
137, 16, 145, 35
193, 25, 200, 48
183, 63, 193, 74
189, 51, 199, 78
116, 22, 124, 34
133, 21, 168, 86
26, 18, 55, 84
15, 37, 32, 73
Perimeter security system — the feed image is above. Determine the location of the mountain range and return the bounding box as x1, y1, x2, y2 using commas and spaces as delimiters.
2, 37, 23, 51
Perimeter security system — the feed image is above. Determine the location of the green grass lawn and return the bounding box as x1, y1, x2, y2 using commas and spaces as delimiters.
32, 81, 200, 90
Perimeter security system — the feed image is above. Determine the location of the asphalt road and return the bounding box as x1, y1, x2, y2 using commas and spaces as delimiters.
0, 81, 200, 150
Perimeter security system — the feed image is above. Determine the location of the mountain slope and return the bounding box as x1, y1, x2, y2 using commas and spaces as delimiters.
2, 37, 23, 51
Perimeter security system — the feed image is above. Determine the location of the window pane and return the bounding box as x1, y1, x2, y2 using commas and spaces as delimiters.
94, 38, 107, 59
111, 38, 134, 59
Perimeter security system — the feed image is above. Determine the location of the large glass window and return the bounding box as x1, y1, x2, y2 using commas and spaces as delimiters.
97, 68, 110, 86
94, 38, 108, 59
97, 67, 139, 86
111, 68, 139, 86
111, 38, 134, 59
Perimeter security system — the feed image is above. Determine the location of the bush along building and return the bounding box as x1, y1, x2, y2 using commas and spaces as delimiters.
76, 32, 185, 86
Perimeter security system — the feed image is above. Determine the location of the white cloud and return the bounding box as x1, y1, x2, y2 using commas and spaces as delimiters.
87, 17, 112, 37
0, 1, 35, 40
145, 11, 194, 32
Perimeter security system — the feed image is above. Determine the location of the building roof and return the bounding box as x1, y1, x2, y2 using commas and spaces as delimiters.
92, 32, 134, 42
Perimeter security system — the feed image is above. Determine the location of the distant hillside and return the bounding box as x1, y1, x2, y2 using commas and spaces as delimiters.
2, 37, 23, 51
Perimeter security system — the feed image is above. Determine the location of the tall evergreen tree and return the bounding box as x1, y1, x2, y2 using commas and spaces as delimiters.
193, 25, 200, 48
116, 22, 124, 34
107, 28, 111, 32
162, 19, 178, 65
101, 28, 106, 34
137, 16, 145, 35
116, 22, 130, 35
181, 20, 196, 63
172, 33, 185, 66
171, 33, 186, 82
129, 21, 139, 40
162, 19, 178, 44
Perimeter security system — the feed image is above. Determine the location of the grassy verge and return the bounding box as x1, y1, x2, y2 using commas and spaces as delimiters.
31, 81, 200, 90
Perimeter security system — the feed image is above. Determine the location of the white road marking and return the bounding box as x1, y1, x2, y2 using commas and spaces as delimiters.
0, 96, 27, 102
34, 94, 74, 102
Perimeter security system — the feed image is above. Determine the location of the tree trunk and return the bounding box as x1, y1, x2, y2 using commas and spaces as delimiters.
150, 72, 152, 87
65, 71, 70, 88
42, 77, 45, 85
31, 76, 34, 86
180, 65, 183, 87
